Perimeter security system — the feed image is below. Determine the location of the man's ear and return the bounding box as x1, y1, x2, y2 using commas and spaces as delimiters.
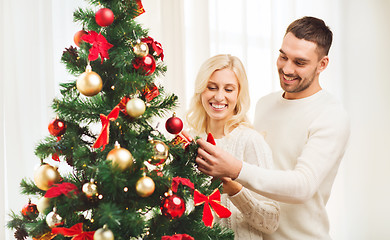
318, 56, 329, 73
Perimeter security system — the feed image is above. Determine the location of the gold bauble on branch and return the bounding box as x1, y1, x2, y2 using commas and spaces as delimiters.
76, 64, 103, 96
106, 142, 133, 171
82, 179, 98, 198
34, 164, 61, 191
37, 197, 51, 214
133, 40, 149, 57
126, 97, 146, 118
135, 176, 155, 197
148, 139, 169, 165
94, 225, 114, 240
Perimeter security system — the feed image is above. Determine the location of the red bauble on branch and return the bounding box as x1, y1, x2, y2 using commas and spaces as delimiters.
161, 193, 186, 219
48, 118, 66, 137
21, 199, 39, 220
132, 54, 156, 76
73, 30, 87, 47
95, 8, 114, 27
165, 113, 183, 134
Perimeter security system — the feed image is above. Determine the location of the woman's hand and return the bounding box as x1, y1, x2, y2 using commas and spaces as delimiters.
221, 177, 243, 196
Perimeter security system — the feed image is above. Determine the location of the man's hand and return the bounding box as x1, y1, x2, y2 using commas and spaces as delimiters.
196, 138, 242, 179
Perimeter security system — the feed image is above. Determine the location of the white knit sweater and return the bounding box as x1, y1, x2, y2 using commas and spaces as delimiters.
203, 126, 280, 240
237, 90, 350, 240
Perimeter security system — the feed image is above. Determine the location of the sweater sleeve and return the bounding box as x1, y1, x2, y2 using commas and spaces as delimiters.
236, 107, 350, 203
229, 188, 280, 234
228, 129, 280, 233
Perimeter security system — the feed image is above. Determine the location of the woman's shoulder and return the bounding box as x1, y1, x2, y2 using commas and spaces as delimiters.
233, 125, 266, 141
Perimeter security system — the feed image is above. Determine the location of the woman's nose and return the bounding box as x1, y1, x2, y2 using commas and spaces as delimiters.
214, 90, 225, 101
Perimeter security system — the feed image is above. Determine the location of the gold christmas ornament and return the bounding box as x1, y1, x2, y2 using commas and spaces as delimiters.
148, 140, 169, 165
82, 179, 98, 198
106, 142, 133, 170
126, 97, 146, 118
46, 207, 63, 228
135, 176, 155, 197
37, 197, 51, 214
133, 40, 149, 57
76, 64, 103, 96
94, 225, 114, 240
34, 164, 61, 191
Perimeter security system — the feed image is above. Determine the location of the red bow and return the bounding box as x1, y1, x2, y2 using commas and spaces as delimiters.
141, 37, 164, 60
92, 106, 120, 151
142, 83, 160, 102
171, 177, 194, 193
170, 132, 191, 149
161, 234, 194, 240
117, 96, 130, 116
194, 189, 231, 227
82, 31, 113, 64
45, 182, 79, 198
134, 0, 145, 17
52, 223, 95, 240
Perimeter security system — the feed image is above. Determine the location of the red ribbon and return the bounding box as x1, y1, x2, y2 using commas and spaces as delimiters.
194, 189, 231, 228
161, 234, 194, 240
171, 177, 194, 193
52, 223, 95, 240
92, 106, 120, 151
45, 182, 79, 198
134, 0, 145, 17
141, 37, 164, 60
117, 96, 130, 116
170, 132, 191, 149
142, 83, 160, 102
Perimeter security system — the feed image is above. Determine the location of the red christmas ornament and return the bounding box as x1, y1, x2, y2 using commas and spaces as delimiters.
48, 118, 66, 137
81, 31, 113, 64
161, 194, 186, 219
73, 30, 87, 47
95, 8, 114, 27
21, 200, 39, 220
165, 114, 183, 134
132, 54, 156, 76
206, 132, 216, 145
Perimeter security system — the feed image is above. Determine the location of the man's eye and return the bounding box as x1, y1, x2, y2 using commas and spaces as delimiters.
279, 55, 287, 60
295, 61, 305, 66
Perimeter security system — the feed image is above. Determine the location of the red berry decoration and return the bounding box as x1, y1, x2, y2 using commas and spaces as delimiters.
21, 200, 39, 220
132, 54, 156, 76
160, 194, 186, 219
166, 114, 183, 134
95, 8, 114, 27
73, 30, 87, 47
48, 118, 66, 137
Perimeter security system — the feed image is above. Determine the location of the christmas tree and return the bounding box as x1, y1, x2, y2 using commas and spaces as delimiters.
7, 1, 234, 239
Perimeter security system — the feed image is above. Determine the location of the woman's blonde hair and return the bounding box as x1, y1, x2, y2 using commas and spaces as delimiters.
185, 54, 252, 135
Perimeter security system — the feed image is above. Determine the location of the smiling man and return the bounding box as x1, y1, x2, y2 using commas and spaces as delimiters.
196, 16, 350, 240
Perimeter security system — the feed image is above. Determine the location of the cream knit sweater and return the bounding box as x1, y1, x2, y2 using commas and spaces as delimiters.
206, 126, 280, 240
237, 90, 350, 240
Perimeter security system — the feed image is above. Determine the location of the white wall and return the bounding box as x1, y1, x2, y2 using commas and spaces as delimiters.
341, 0, 390, 239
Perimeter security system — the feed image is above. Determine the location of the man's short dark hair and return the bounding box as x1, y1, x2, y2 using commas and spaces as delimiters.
286, 16, 333, 57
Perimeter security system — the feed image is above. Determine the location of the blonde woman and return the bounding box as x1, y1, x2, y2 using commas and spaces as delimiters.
185, 54, 279, 240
